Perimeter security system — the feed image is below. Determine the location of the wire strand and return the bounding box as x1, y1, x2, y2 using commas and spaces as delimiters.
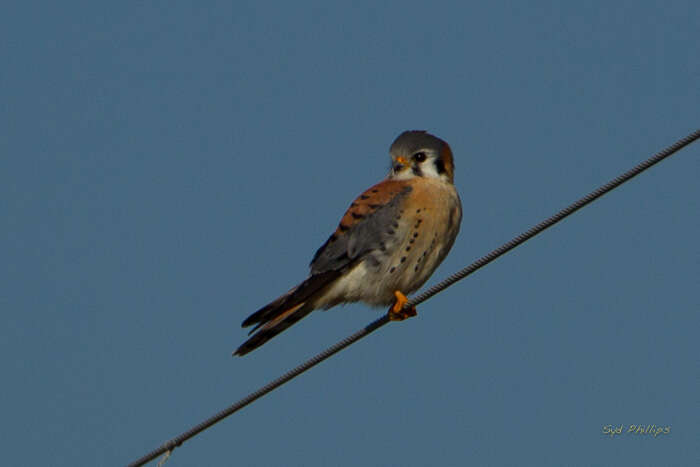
407, 128, 700, 308
127, 128, 699, 467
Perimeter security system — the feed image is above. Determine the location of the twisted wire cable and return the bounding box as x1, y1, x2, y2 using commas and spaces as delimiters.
128, 128, 699, 467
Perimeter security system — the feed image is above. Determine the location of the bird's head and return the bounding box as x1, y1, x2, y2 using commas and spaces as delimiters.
388, 130, 455, 184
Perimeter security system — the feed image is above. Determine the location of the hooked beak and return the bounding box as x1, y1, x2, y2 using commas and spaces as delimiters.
393, 156, 409, 171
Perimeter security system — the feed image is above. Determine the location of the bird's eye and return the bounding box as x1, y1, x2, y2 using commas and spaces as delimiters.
413, 152, 427, 162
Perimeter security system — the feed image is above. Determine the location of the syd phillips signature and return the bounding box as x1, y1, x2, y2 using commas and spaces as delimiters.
602, 424, 671, 438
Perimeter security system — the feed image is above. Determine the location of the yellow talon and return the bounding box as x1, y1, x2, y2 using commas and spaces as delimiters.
388, 290, 417, 321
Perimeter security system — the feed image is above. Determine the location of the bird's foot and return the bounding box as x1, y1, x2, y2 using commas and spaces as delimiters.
388, 290, 417, 321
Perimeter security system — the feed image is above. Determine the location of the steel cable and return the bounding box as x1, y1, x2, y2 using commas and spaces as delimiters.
127, 128, 699, 467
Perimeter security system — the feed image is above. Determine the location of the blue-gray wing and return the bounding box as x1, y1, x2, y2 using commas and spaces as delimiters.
310, 181, 412, 274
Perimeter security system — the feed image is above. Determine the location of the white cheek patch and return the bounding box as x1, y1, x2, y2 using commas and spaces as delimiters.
419, 159, 451, 181
388, 158, 450, 182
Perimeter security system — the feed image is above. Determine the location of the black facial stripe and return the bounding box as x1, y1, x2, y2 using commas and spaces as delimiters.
411, 165, 423, 177
434, 159, 446, 175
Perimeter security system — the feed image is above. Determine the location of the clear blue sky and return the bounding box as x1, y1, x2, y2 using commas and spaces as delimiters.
2, 2, 698, 466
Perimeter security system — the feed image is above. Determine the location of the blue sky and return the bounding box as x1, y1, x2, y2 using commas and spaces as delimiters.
2, 2, 698, 466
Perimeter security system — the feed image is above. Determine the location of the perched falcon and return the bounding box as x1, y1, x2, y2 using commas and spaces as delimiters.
235, 130, 462, 356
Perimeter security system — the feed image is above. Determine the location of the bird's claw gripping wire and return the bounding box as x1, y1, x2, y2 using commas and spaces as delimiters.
388, 290, 417, 321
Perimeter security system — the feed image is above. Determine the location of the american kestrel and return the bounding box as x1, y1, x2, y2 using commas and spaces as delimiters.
235, 130, 462, 356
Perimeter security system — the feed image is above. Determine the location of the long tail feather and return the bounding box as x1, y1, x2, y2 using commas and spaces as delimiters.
234, 302, 313, 356
234, 271, 340, 356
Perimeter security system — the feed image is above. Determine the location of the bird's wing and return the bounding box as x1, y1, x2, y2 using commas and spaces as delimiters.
235, 179, 413, 356
310, 179, 413, 274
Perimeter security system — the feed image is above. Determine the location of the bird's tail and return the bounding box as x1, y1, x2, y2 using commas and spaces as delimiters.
234, 271, 338, 356
234, 301, 314, 356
